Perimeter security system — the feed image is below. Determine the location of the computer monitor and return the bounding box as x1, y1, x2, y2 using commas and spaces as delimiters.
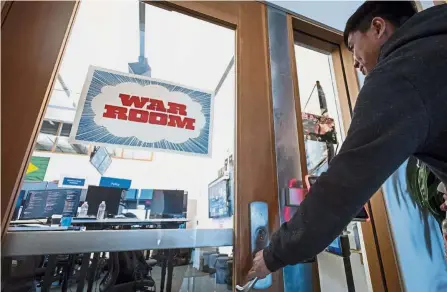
140, 189, 153, 200
85, 185, 124, 217
90, 147, 112, 175
150, 190, 187, 218
208, 177, 230, 218
124, 189, 138, 200
20, 189, 81, 219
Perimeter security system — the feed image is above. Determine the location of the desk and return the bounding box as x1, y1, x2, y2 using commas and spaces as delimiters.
10, 218, 188, 227
71, 218, 187, 228
9, 226, 68, 232
9, 218, 188, 292
3, 229, 232, 292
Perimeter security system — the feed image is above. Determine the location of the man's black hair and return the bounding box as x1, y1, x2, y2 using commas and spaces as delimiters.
344, 1, 418, 47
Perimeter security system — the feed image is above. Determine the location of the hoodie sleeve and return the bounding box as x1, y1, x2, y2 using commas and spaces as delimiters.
263, 71, 429, 272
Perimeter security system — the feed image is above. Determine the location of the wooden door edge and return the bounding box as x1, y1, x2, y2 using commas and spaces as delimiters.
1, 1, 80, 240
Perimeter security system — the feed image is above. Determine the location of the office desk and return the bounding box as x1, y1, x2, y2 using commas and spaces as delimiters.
11, 218, 188, 227
8, 218, 192, 292
3, 229, 232, 292
71, 218, 188, 228
8, 226, 68, 232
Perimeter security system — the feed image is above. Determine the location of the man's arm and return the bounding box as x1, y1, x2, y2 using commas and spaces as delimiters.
263, 71, 429, 272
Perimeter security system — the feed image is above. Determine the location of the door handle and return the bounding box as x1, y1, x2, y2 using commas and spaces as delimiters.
236, 277, 258, 291
249, 202, 272, 289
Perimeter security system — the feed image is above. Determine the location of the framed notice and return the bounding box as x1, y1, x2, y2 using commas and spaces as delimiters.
70, 66, 214, 156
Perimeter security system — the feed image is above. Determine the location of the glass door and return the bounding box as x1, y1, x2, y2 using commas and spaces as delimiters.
2, 2, 281, 291
293, 30, 371, 292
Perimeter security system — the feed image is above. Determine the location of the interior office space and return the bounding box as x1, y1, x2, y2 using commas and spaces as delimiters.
2, 1, 446, 292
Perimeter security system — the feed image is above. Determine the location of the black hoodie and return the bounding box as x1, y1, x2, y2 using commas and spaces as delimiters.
263, 4, 447, 272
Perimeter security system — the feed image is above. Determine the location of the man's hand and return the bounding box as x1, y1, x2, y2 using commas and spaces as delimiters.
440, 194, 447, 211
247, 250, 271, 280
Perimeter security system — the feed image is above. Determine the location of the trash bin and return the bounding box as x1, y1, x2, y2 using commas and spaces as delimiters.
202, 252, 213, 273
215, 256, 229, 284
208, 253, 220, 274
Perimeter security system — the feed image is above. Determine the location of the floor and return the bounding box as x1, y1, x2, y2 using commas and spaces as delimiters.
45, 264, 230, 292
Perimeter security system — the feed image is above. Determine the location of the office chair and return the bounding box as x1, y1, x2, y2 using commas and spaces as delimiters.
99, 251, 155, 292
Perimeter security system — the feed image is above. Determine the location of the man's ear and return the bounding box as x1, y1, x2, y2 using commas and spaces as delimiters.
371, 17, 387, 39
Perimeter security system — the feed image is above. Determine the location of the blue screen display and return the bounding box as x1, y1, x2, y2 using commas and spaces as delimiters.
140, 189, 153, 200
125, 189, 138, 200
208, 178, 230, 218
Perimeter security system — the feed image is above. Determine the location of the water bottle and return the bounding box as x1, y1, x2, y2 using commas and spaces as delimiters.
97, 201, 106, 220
79, 202, 89, 217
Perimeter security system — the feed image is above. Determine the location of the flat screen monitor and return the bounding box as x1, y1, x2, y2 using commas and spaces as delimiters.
150, 190, 187, 218
90, 147, 112, 175
124, 189, 138, 200
85, 186, 124, 217
140, 189, 154, 200
20, 189, 81, 219
208, 177, 230, 218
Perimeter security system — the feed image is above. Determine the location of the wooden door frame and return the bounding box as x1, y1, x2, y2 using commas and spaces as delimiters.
1, 1, 79, 236
1, 1, 282, 291
286, 14, 402, 292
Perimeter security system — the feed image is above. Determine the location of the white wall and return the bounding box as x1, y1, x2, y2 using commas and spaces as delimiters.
317, 252, 369, 292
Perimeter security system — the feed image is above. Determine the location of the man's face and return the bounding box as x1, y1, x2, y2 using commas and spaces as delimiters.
347, 17, 393, 76
347, 30, 381, 75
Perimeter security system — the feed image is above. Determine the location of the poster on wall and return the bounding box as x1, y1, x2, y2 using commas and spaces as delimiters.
25, 157, 50, 182
58, 175, 87, 189
70, 66, 214, 156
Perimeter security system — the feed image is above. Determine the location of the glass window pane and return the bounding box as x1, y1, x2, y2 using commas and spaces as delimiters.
35, 133, 56, 151
40, 120, 60, 135
122, 149, 152, 160
54, 137, 88, 154
23, 2, 236, 272
295, 41, 345, 176
60, 123, 72, 137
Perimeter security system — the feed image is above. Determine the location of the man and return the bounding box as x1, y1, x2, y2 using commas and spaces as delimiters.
249, 1, 447, 280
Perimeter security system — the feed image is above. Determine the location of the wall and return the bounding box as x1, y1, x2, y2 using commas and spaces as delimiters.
382, 162, 447, 291
317, 252, 368, 292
